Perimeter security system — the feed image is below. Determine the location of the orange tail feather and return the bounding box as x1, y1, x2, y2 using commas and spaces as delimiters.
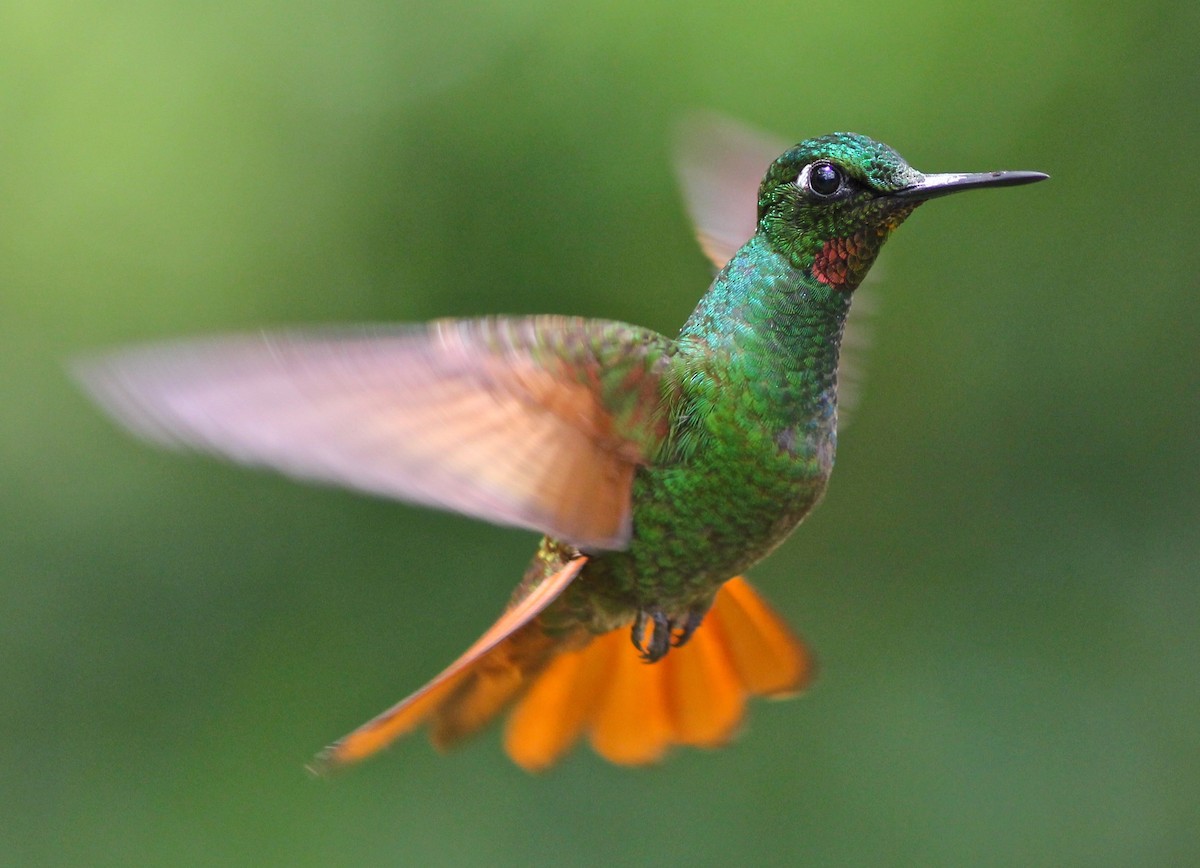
310, 556, 587, 774
505, 576, 814, 770
312, 571, 813, 773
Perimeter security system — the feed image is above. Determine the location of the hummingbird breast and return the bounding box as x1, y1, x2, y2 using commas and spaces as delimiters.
554, 234, 850, 633
559, 365, 837, 633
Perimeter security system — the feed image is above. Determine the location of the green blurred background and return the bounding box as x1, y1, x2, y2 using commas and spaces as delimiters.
3, 0, 1197, 864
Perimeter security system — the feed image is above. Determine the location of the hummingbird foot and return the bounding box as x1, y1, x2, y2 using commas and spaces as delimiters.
631, 605, 711, 662
670, 608, 707, 649
631, 608, 673, 663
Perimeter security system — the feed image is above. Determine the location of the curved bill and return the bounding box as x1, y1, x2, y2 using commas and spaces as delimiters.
895, 170, 1049, 200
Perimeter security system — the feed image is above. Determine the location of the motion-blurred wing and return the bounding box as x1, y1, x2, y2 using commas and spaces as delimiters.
76, 317, 676, 551
675, 112, 786, 270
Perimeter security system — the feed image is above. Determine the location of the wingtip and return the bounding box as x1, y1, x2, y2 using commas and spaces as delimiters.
68, 349, 189, 448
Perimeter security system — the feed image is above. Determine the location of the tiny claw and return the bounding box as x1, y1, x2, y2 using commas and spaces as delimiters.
631, 610, 649, 654
671, 609, 706, 648
637, 609, 672, 663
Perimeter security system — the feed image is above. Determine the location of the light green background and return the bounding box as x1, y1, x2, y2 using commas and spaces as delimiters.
3, 0, 1196, 864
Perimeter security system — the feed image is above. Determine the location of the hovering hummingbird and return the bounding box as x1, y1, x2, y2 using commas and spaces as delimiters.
77, 120, 1047, 772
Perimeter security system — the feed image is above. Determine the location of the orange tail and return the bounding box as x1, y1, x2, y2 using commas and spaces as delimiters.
506, 576, 814, 770
312, 569, 813, 774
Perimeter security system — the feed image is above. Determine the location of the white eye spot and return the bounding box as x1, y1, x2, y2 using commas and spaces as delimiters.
796, 164, 814, 191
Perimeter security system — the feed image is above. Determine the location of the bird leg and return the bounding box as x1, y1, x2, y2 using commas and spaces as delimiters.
631, 608, 673, 663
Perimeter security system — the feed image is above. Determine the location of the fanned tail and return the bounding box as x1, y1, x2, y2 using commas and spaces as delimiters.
311, 572, 813, 774
506, 576, 813, 770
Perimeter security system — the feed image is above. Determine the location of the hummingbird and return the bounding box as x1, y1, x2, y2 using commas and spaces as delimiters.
76, 122, 1047, 773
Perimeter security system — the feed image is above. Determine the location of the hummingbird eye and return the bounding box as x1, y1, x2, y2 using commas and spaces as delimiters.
802, 162, 844, 198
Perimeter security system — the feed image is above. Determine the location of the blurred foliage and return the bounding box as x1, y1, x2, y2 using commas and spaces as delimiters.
2, 0, 1198, 865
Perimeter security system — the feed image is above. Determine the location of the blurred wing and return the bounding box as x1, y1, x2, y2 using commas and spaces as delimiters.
834, 288, 876, 426
674, 112, 786, 270
675, 112, 876, 425
76, 317, 677, 551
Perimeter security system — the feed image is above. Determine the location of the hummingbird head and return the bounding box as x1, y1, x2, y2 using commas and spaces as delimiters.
758, 133, 1047, 291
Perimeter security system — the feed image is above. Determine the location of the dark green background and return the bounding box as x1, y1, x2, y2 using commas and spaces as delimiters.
4, 0, 1197, 864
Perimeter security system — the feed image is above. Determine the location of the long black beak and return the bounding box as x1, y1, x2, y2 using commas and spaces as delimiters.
894, 170, 1049, 200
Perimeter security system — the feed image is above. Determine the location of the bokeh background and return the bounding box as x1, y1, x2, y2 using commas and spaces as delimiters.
3, 0, 1197, 864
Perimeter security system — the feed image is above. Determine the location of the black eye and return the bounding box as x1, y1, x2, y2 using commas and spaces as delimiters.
806, 162, 843, 197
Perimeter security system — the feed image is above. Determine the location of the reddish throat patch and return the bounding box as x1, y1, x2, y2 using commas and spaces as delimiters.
812, 235, 860, 289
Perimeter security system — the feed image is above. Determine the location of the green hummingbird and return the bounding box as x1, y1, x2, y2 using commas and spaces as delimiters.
77, 121, 1046, 772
